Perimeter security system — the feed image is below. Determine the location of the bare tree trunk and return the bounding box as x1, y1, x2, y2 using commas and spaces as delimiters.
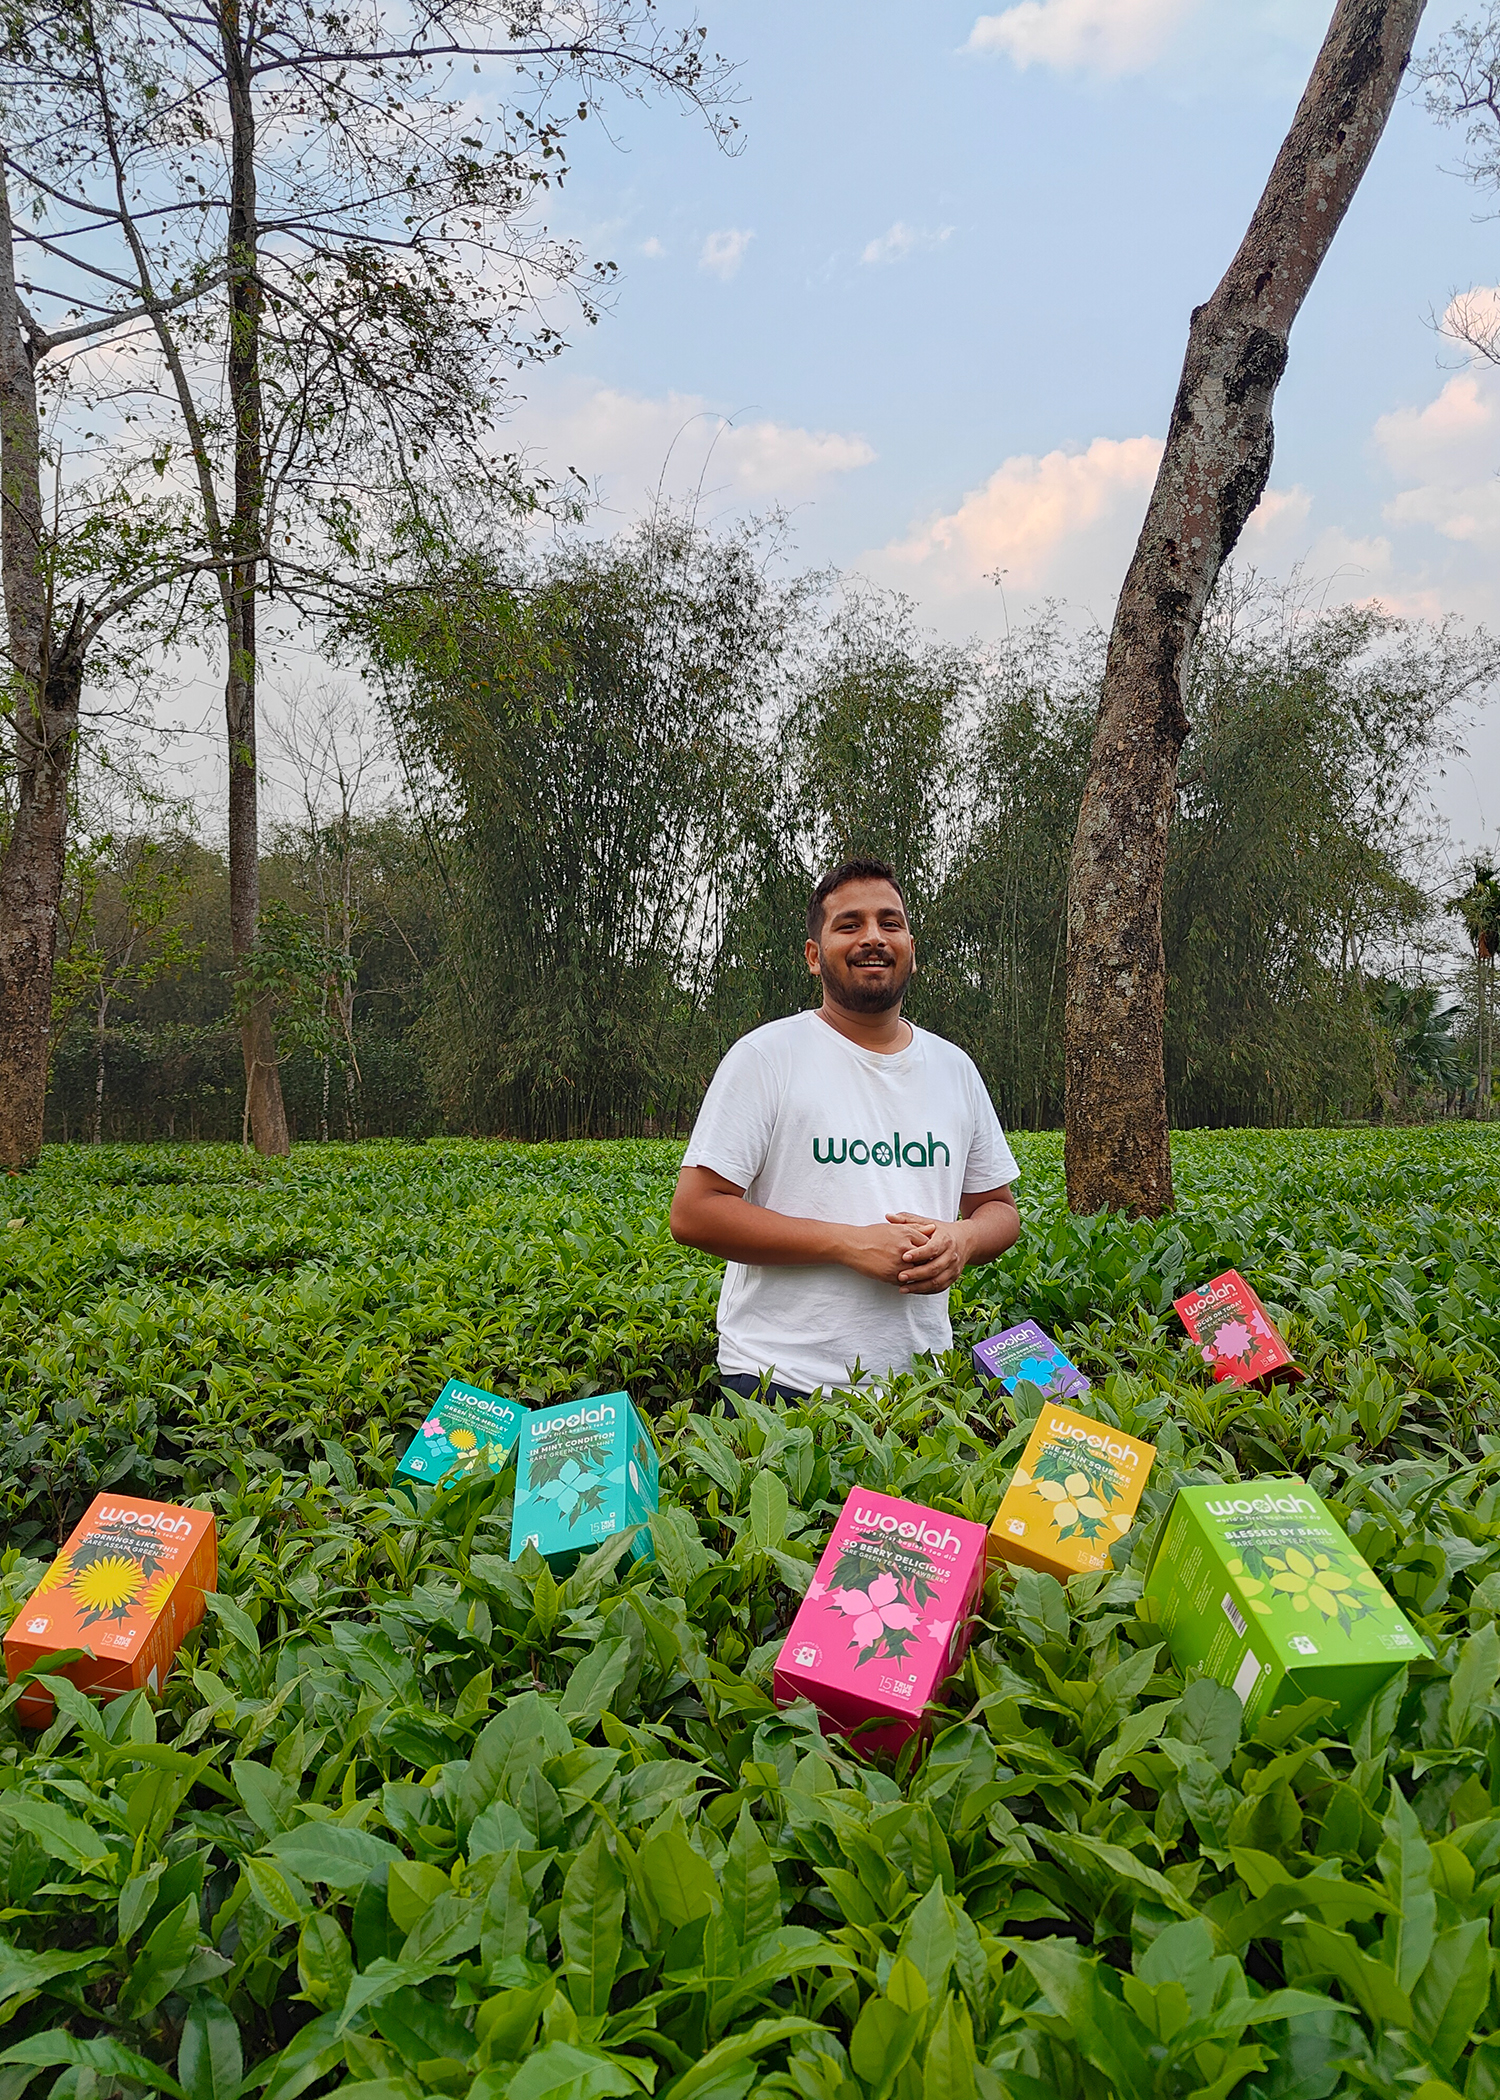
222, 0, 289, 1157
1063, 0, 1426, 1215
0, 161, 85, 1169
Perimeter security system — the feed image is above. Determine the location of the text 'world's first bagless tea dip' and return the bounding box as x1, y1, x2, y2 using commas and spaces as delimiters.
774, 1489, 988, 1756
4, 1495, 218, 1726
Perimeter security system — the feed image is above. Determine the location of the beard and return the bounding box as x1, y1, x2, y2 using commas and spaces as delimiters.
819, 945, 914, 1014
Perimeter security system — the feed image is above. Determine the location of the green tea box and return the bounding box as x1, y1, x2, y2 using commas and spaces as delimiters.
509, 1391, 658, 1568
1142, 1478, 1423, 1728
395, 1380, 528, 1489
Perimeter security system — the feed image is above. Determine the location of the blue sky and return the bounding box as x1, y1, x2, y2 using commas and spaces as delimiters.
492, 0, 1500, 851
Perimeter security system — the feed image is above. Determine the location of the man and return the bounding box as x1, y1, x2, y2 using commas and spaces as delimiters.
669, 857, 1021, 1401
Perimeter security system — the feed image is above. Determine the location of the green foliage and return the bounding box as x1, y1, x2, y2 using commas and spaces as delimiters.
0, 1129, 1499, 2095
361, 516, 802, 1139
45, 822, 441, 1144
235, 903, 357, 1067
363, 541, 1486, 1138
1370, 983, 1471, 1113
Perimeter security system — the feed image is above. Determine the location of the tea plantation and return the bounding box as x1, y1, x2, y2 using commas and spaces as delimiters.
1, 1127, 1499, 2100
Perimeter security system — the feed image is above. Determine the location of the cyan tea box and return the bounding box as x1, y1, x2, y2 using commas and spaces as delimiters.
395, 1380, 528, 1489
1142, 1477, 1423, 1729
510, 1391, 658, 1568
972, 1319, 1089, 1402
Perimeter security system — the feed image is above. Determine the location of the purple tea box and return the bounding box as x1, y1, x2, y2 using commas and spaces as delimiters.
972, 1320, 1090, 1403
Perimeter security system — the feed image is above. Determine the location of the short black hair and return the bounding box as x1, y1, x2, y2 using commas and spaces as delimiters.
807, 858, 908, 942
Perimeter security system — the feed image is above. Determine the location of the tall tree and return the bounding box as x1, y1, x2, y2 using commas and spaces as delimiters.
0, 153, 221, 1169
5, 0, 730, 1154
1063, 0, 1426, 1217
0, 168, 84, 1169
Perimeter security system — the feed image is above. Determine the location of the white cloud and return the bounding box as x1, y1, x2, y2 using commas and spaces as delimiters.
1242, 484, 1312, 542
868, 434, 1162, 614
1373, 297, 1500, 551
639, 236, 666, 260
510, 380, 874, 506
861, 221, 955, 266
699, 228, 754, 281
966, 0, 1199, 75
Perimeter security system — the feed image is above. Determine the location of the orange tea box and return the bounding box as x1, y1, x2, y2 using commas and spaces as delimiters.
5, 1496, 217, 1726
988, 1406, 1155, 1580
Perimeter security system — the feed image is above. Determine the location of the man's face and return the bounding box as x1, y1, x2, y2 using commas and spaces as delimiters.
806, 879, 915, 1014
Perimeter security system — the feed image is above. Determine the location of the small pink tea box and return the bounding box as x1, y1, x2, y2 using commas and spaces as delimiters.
773, 1489, 989, 1756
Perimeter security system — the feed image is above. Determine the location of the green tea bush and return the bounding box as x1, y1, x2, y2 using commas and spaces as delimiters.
0, 1128, 1497, 2100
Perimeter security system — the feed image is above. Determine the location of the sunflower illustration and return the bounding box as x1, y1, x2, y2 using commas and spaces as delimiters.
448, 1428, 478, 1453
72, 1555, 145, 1625
32, 1551, 73, 1596
138, 1572, 178, 1620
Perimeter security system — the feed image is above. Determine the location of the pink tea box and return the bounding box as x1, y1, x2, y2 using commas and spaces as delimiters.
773, 1489, 989, 1756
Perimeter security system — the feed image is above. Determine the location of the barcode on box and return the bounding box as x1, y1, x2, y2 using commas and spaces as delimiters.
1221, 1593, 1247, 1637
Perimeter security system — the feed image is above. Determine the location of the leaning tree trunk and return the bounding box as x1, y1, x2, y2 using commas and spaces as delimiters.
222, 1, 289, 1155
1063, 0, 1427, 1215
0, 160, 86, 1168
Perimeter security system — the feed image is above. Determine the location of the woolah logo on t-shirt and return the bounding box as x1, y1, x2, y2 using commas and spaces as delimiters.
811, 1132, 951, 1167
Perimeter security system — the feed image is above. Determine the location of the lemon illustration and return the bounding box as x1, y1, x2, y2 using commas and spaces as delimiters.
1012, 1468, 1032, 1488
1225, 1553, 1288, 1617
1265, 1548, 1347, 1619
1112, 1513, 1132, 1532
1053, 1501, 1078, 1525
1036, 1481, 1066, 1502
1065, 1472, 1091, 1498
1077, 1496, 1107, 1520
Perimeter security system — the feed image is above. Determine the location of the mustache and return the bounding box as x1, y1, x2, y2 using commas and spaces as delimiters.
848, 947, 896, 964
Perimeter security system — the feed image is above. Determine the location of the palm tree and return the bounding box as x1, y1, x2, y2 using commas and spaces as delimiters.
1372, 982, 1472, 1110
1447, 860, 1500, 1121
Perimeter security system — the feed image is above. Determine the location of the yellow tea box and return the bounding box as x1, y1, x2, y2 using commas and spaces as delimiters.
989, 1405, 1155, 1579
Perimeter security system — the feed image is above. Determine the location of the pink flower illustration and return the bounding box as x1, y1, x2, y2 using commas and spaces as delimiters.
925, 1619, 952, 1645
834, 1571, 919, 1646
1215, 1319, 1252, 1360
806, 1579, 826, 1601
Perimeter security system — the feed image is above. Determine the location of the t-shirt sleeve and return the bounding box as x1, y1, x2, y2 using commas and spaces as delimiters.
962, 1062, 1020, 1194
681, 1037, 781, 1191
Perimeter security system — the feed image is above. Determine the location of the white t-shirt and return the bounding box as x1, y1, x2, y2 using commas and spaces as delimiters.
681, 1009, 1019, 1393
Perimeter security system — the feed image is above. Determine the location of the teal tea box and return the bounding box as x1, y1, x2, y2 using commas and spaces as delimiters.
510, 1390, 658, 1567
1142, 1477, 1424, 1729
396, 1380, 528, 1488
